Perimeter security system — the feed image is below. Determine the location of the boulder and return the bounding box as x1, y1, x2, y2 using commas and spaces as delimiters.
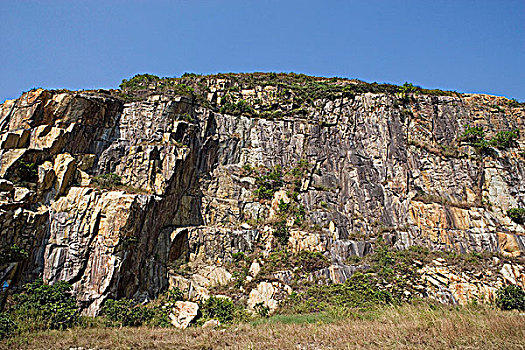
247, 282, 278, 314
168, 301, 199, 329
201, 319, 220, 329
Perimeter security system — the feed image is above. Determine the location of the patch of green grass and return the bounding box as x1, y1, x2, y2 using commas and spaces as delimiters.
250, 312, 336, 326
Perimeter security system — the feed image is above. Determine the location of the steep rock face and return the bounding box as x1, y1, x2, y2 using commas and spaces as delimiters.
0, 74, 524, 314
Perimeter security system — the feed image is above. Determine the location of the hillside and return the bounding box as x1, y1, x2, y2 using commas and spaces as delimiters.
0, 72, 524, 324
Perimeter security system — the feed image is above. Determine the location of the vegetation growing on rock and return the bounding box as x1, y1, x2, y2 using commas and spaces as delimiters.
508, 208, 525, 224
495, 285, 525, 310
1, 72, 525, 347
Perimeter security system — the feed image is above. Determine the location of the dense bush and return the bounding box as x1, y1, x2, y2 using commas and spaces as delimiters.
15, 159, 38, 183
460, 126, 520, 151
460, 126, 485, 144
508, 98, 521, 108
286, 272, 395, 314
100, 298, 154, 327
0, 244, 28, 265
258, 250, 330, 278
10, 279, 79, 331
253, 166, 283, 200
490, 130, 519, 148
272, 220, 290, 246
507, 208, 525, 224
496, 285, 525, 311
120, 74, 160, 90
219, 99, 254, 115
0, 312, 16, 340
199, 296, 235, 324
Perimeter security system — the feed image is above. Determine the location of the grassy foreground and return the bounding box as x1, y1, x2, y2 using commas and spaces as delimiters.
2, 304, 524, 350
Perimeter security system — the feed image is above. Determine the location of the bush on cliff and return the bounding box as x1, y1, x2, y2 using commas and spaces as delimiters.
9, 279, 79, 331
460, 125, 485, 145
490, 130, 519, 149
14, 159, 38, 184
496, 285, 525, 311
285, 272, 395, 314
100, 298, 154, 327
0, 243, 28, 266
199, 296, 235, 324
253, 166, 283, 200
507, 208, 525, 224
120, 74, 160, 90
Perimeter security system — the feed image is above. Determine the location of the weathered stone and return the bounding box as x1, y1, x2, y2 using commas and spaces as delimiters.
247, 282, 278, 314
168, 301, 199, 329
53, 153, 76, 196
37, 161, 55, 194
249, 260, 261, 277
202, 319, 220, 329
13, 187, 32, 202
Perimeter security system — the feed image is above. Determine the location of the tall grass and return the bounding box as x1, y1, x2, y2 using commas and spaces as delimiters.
2, 303, 523, 350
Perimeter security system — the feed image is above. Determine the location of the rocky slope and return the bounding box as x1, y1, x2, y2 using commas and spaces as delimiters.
0, 73, 524, 315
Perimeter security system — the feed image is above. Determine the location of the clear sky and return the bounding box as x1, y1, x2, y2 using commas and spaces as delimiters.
1, 0, 524, 103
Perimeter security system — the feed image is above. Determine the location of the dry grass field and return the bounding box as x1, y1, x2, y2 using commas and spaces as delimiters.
2, 304, 524, 350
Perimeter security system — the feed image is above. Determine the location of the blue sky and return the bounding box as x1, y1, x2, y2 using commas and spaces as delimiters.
1, 0, 524, 102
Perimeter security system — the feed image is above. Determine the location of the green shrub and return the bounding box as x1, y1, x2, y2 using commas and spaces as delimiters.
490, 130, 519, 149
286, 272, 395, 314
220, 100, 254, 115
199, 296, 235, 324
0, 312, 16, 340
254, 302, 270, 318
460, 125, 485, 144
0, 244, 28, 265
10, 279, 79, 331
15, 159, 38, 183
232, 252, 246, 262
508, 98, 521, 108
507, 208, 525, 224
181, 72, 201, 78
294, 251, 329, 273
165, 287, 185, 302
100, 298, 154, 327
120, 74, 160, 90
260, 250, 329, 277
145, 288, 186, 328
272, 220, 290, 246
253, 166, 283, 199
399, 82, 418, 102
496, 285, 525, 310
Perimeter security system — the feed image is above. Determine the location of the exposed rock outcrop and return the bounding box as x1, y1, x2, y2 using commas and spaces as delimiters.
1, 74, 524, 314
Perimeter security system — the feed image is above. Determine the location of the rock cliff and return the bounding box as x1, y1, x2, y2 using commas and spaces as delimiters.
0, 73, 524, 314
